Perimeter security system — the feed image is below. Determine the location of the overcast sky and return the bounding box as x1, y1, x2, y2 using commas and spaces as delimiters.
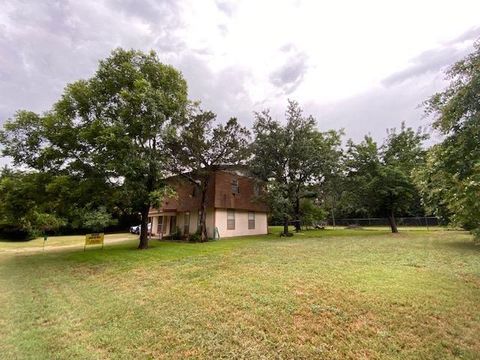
1, 0, 480, 160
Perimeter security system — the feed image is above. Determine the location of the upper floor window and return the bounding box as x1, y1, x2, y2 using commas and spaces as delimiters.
253, 183, 260, 196
231, 178, 239, 194
227, 209, 235, 230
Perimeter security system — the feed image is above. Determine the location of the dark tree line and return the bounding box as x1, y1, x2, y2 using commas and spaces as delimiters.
250, 109, 429, 234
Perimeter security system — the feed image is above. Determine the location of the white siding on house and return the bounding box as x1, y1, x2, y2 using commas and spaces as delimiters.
206, 209, 215, 237
151, 209, 265, 239
215, 209, 268, 238
151, 216, 158, 235
175, 209, 215, 238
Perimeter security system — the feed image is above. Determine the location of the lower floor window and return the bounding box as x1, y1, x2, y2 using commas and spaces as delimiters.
248, 212, 255, 229
184, 212, 190, 235
227, 209, 235, 230
157, 216, 163, 234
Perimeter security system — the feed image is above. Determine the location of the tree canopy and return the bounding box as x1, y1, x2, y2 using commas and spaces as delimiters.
417, 41, 480, 237
1, 49, 189, 248
341, 125, 428, 233
166, 106, 250, 241
250, 100, 342, 234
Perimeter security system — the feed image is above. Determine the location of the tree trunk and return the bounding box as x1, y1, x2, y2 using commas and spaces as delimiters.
199, 186, 208, 242
138, 205, 150, 249
331, 195, 336, 229
283, 216, 289, 235
294, 196, 301, 232
388, 210, 398, 233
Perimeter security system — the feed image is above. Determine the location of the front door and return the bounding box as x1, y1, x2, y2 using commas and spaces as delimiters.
169, 216, 176, 234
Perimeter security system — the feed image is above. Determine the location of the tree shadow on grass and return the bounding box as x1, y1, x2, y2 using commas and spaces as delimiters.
0, 239, 227, 273
440, 240, 480, 253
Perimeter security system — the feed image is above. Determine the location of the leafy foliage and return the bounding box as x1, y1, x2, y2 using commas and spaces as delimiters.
250, 100, 342, 234
0, 168, 129, 239
1, 49, 189, 248
82, 207, 118, 232
166, 105, 250, 242
299, 199, 327, 229
342, 125, 428, 233
420, 41, 480, 236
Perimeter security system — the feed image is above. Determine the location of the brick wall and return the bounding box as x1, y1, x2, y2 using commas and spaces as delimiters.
213, 171, 268, 212
150, 170, 268, 213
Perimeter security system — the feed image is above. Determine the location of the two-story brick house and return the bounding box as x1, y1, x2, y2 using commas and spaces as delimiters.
148, 169, 268, 239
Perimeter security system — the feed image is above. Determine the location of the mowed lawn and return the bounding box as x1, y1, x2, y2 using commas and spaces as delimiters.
0, 229, 479, 359
0, 233, 138, 252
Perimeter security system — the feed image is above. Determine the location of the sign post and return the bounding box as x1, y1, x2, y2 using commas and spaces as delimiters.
84, 233, 105, 251
43, 235, 47, 252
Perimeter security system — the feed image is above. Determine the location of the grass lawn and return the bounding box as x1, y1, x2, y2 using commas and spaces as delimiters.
0, 233, 138, 253
0, 228, 479, 359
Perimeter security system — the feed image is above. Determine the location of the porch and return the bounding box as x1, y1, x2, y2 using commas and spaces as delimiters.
149, 212, 178, 239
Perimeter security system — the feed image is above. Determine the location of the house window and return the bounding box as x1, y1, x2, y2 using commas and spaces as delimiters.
231, 179, 239, 194
184, 212, 190, 235
227, 210, 235, 230
253, 183, 260, 196
248, 212, 255, 229
157, 216, 163, 234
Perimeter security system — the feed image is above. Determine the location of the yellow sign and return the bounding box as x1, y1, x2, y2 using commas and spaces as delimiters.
85, 233, 104, 246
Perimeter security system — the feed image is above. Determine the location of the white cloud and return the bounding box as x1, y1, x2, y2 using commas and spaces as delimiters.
1, 0, 480, 166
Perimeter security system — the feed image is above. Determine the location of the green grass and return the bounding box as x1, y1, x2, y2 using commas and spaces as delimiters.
0, 228, 479, 359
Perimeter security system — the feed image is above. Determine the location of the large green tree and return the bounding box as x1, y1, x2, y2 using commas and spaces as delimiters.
0, 49, 189, 248
419, 41, 480, 235
342, 136, 380, 219
344, 125, 428, 233
166, 106, 250, 242
250, 100, 341, 234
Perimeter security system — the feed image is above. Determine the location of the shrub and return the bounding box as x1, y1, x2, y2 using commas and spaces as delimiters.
188, 231, 202, 242
0, 224, 36, 241
171, 227, 182, 240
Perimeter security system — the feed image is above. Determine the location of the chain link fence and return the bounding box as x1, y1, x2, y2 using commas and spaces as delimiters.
270, 216, 441, 228
328, 216, 440, 227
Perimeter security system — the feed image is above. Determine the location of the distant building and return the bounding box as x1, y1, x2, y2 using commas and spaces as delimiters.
148, 169, 268, 239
